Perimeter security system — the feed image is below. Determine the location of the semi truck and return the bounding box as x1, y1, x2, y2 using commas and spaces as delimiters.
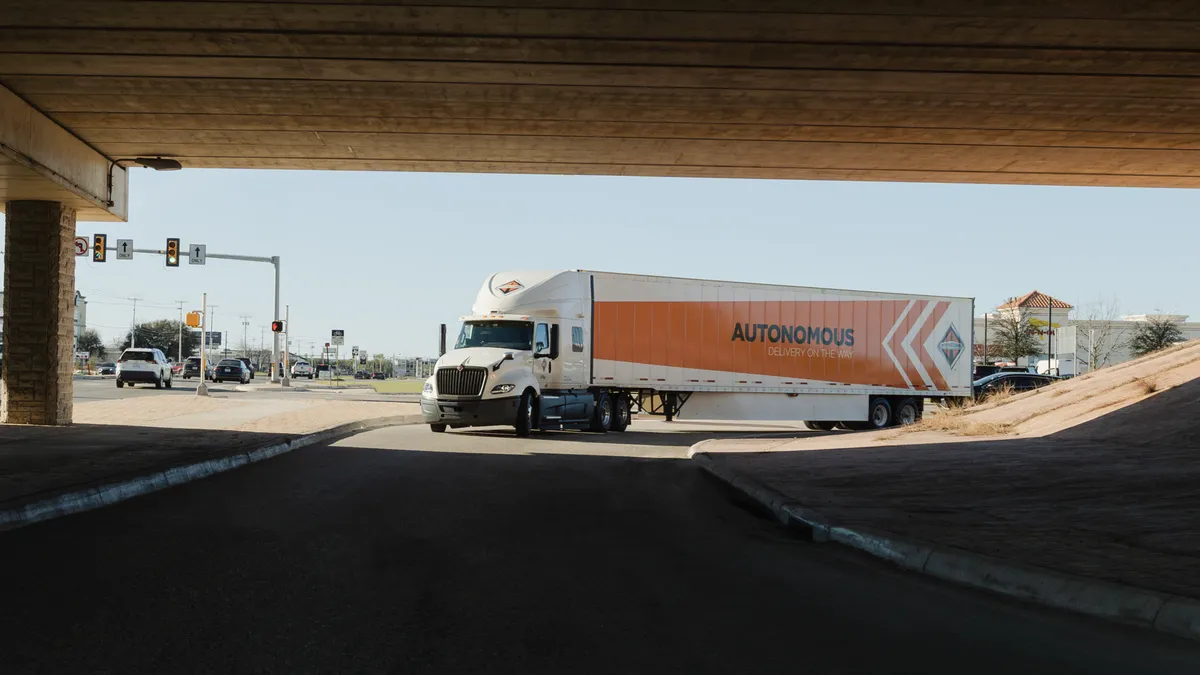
421, 271, 974, 436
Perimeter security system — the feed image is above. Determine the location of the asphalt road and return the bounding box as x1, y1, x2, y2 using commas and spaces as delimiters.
1, 423, 1196, 673
72, 376, 420, 403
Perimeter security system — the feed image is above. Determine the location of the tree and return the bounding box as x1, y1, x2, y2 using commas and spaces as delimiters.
1072, 297, 1131, 371
989, 306, 1042, 366
76, 328, 104, 357
372, 353, 393, 376
1130, 316, 1185, 357
120, 319, 201, 359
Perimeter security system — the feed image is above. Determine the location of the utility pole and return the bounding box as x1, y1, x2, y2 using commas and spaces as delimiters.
128, 296, 142, 348
208, 305, 218, 362
197, 293, 209, 397
281, 304, 291, 386
175, 300, 186, 363
240, 315, 251, 358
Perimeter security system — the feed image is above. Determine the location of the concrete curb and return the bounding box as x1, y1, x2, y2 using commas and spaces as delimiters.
0, 414, 423, 533
691, 450, 1200, 643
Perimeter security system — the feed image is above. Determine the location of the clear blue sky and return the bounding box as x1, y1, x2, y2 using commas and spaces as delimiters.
2, 169, 1196, 357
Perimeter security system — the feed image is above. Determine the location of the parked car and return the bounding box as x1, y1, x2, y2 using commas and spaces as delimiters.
98, 362, 116, 375
116, 348, 173, 389
213, 358, 252, 384
372, 372, 387, 380
182, 356, 213, 380
973, 372, 1059, 400
354, 370, 371, 380
973, 364, 1032, 380
170, 361, 184, 376
291, 361, 314, 379
235, 356, 255, 379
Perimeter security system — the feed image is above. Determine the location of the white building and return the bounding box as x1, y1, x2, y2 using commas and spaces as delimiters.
974, 290, 1200, 376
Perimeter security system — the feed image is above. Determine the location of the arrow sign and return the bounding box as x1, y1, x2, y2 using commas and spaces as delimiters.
73, 237, 88, 256
189, 244, 206, 265
116, 239, 133, 260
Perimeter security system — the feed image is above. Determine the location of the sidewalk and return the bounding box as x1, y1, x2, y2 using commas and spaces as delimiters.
696, 377, 1200, 600
1, 395, 420, 517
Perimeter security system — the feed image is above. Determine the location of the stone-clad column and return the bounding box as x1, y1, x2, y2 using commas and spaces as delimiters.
2, 201, 76, 425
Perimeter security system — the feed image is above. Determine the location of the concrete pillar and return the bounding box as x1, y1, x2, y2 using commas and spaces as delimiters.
2, 201, 76, 425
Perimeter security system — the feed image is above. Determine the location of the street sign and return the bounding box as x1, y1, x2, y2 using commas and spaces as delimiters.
116, 239, 133, 260
352, 345, 359, 356
204, 331, 222, 346
331, 329, 345, 346
189, 244, 207, 265
73, 237, 88, 257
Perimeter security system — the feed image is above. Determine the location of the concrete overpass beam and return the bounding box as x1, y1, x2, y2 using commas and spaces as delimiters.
2, 201, 77, 425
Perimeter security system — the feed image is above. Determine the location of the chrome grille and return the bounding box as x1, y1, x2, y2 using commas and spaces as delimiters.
436, 366, 487, 397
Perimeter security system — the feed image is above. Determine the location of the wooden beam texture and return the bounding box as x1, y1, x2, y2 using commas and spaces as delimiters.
3, 0, 1200, 187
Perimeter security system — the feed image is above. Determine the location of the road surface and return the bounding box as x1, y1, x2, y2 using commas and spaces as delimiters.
1, 423, 1195, 673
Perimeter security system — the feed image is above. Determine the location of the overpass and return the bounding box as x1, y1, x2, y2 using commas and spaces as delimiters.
2, 0, 1199, 422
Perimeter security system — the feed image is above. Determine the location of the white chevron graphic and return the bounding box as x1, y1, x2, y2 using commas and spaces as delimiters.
903, 300, 938, 389
882, 300, 915, 388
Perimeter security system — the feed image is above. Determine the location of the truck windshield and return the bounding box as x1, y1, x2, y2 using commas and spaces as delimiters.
456, 321, 534, 350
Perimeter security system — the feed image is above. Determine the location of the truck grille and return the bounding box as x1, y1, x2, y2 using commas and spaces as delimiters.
437, 366, 487, 397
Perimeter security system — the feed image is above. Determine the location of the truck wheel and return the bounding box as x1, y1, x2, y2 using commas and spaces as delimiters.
430, 424, 447, 433
515, 391, 535, 437
590, 392, 612, 433
804, 421, 836, 431
611, 394, 630, 432
894, 398, 919, 426
866, 397, 892, 429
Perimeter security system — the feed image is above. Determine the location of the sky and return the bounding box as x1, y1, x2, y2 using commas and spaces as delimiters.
2, 169, 1197, 358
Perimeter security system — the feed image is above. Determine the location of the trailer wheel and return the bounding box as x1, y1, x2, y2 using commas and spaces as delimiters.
866, 397, 893, 429
590, 392, 613, 433
611, 394, 630, 432
804, 421, 836, 431
894, 398, 919, 426
515, 391, 535, 437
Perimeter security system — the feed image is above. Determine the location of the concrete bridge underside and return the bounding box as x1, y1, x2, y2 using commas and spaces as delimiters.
4, 0, 1200, 423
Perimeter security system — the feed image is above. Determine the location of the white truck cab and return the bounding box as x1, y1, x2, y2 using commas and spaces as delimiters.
421, 271, 624, 436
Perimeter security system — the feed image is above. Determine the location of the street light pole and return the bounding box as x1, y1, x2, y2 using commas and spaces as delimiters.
271, 255, 281, 383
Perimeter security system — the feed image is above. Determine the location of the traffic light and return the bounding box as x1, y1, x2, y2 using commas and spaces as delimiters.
93, 234, 107, 262
165, 238, 180, 267
271, 320, 284, 333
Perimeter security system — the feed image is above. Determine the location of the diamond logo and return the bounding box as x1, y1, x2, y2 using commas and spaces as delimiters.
938, 325, 965, 368
497, 280, 523, 295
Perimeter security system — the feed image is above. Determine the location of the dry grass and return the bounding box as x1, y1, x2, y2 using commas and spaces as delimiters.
1135, 377, 1159, 395
880, 405, 1013, 439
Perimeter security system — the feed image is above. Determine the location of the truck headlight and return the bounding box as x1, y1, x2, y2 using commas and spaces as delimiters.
491, 383, 515, 395
422, 382, 434, 396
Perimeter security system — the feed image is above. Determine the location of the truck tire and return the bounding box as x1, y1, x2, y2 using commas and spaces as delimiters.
804, 421, 836, 431
611, 394, 630, 432
894, 398, 919, 426
430, 423, 447, 433
865, 397, 892, 429
515, 391, 535, 437
590, 392, 613, 433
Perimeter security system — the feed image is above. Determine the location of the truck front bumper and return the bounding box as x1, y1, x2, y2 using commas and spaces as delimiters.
422, 396, 521, 427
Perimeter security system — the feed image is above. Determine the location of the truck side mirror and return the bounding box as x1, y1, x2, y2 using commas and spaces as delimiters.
549, 324, 560, 360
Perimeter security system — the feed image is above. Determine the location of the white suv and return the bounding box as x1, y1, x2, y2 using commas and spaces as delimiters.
116, 348, 173, 389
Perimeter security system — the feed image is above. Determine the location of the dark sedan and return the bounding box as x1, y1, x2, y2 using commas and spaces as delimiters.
98, 362, 116, 375
213, 358, 251, 384
372, 372, 387, 380
973, 372, 1059, 400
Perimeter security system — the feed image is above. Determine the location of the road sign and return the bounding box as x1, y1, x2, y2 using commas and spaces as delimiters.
352, 345, 359, 356
331, 329, 345, 346
116, 239, 133, 260
204, 331, 222, 346
93, 234, 107, 262
189, 244, 206, 265
73, 237, 88, 257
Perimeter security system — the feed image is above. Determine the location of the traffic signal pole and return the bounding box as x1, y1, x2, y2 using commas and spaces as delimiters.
119, 245, 284, 384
